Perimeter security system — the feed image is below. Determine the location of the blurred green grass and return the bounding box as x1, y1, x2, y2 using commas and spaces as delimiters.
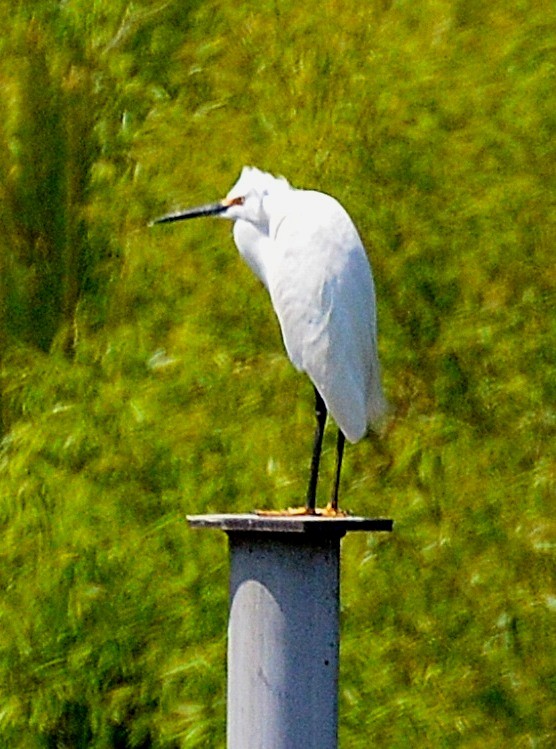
0, 0, 554, 746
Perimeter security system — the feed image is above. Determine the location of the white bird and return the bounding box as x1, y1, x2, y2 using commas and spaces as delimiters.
152, 167, 386, 514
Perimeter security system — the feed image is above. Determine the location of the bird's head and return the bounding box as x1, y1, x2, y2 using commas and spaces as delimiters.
223, 167, 289, 223
150, 166, 290, 227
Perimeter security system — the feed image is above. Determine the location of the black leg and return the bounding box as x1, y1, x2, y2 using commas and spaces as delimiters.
305, 387, 327, 513
330, 430, 345, 512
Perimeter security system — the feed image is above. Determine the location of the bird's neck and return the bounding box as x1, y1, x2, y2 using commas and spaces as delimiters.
233, 219, 271, 289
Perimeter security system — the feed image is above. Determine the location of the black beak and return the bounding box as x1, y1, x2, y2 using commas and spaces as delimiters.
150, 201, 228, 226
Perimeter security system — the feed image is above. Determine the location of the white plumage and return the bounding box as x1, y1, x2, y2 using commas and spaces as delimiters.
226, 167, 386, 442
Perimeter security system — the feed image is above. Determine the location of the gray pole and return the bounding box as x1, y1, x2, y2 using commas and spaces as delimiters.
187, 514, 393, 749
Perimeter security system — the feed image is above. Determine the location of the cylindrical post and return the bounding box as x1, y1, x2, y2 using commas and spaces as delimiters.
187, 514, 393, 749
228, 531, 340, 749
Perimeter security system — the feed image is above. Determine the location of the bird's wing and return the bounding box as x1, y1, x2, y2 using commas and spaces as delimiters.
266, 191, 385, 442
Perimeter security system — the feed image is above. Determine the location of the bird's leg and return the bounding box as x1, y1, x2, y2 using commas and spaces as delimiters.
329, 430, 346, 512
305, 387, 327, 513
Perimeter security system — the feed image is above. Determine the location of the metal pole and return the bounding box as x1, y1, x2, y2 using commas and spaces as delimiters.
187, 514, 393, 749
228, 530, 340, 749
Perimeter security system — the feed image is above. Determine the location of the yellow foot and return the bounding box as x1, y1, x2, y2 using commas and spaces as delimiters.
322, 502, 350, 518
255, 507, 314, 517
255, 505, 350, 518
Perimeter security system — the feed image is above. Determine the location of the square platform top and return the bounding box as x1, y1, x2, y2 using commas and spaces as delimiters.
187, 513, 393, 535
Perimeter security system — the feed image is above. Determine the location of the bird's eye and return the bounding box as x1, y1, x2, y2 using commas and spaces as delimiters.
229, 196, 245, 206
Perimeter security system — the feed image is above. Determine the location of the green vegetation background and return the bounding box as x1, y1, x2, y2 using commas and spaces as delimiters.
0, 0, 554, 746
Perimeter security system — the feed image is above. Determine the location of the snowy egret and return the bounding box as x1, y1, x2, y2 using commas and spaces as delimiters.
152, 167, 386, 513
